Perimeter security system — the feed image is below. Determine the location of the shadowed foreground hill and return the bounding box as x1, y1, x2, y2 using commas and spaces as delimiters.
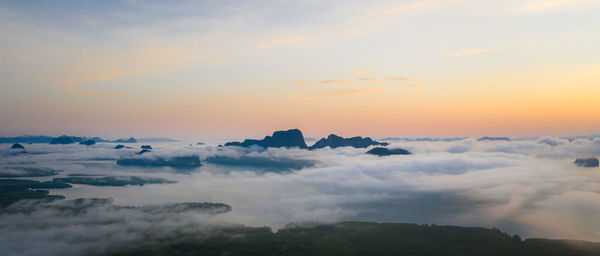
111, 222, 600, 256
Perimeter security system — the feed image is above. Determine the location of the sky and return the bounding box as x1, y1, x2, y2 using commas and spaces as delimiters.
1, 0, 599, 140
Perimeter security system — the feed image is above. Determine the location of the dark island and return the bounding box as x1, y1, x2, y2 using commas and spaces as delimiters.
0, 179, 71, 207
575, 157, 599, 168
79, 140, 96, 146
9, 143, 27, 154
10, 143, 25, 149
366, 147, 412, 156
309, 134, 388, 149
50, 135, 75, 144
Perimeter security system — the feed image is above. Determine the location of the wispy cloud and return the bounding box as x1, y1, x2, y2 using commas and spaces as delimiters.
408, 82, 424, 88
313, 87, 379, 97
375, 1, 433, 16
56, 72, 127, 97
299, 72, 420, 87
333, 87, 379, 96
258, 35, 313, 49
315, 79, 354, 85
448, 48, 492, 57
51, 47, 212, 97
351, 67, 372, 75
517, 0, 592, 14
386, 77, 411, 81
294, 80, 307, 86
357, 76, 384, 83
385, 77, 423, 87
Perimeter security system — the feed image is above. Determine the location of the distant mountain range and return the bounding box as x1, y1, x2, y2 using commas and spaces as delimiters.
136, 138, 179, 142
224, 129, 391, 150
564, 132, 600, 141
380, 137, 467, 142
0, 135, 178, 144
309, 134, 388, 149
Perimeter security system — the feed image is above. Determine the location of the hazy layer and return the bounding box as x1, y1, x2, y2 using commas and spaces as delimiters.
1, 138, 600, 255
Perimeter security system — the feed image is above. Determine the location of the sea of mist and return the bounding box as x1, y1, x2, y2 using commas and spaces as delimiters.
1, 137, 600, 255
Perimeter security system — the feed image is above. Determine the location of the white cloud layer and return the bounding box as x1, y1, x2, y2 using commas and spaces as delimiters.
1, 137, 600, 255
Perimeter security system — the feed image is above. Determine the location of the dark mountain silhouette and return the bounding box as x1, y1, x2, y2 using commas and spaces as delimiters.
0, 135, 55, 143
225, 129, 308, 149
89, 137, 108, 142
60, 136, 88, 143
79, 140, 96, 146
8, 143, 27, 154
113, 137, 137, 143
50, 136, 75, 144
1, 135, 88, 144
0, 135, 139, 144
114, 144, 125, 149
141, 145, 152, 150
136, 138, 178, 142
381, 137, 466, 142
366, 147, 412, 156
10, 143, 25, 149
575, 157, 599, 167
309, 134, 388, 149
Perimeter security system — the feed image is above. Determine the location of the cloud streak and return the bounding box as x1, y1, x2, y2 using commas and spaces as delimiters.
351, 67, 372, 75
258, 35, 313, 49
448, 48, 492, 57
315, 79, 354, 85
357, 76, 384, 83
517, 0, 593, 14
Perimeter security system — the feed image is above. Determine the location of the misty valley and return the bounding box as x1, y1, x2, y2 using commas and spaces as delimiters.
1, 129, 600, 255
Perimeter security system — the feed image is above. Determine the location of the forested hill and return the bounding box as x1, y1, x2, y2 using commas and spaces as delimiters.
112, 221, 600, 256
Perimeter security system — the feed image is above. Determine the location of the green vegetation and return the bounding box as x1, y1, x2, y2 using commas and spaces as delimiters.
0, 179, 71, 207
112, 222, 600, 256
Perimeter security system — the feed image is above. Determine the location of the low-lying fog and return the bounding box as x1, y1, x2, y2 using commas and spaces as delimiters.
1, 137, 600, 255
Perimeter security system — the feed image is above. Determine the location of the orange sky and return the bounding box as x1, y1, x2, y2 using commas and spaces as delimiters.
0, 1, 599, 140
